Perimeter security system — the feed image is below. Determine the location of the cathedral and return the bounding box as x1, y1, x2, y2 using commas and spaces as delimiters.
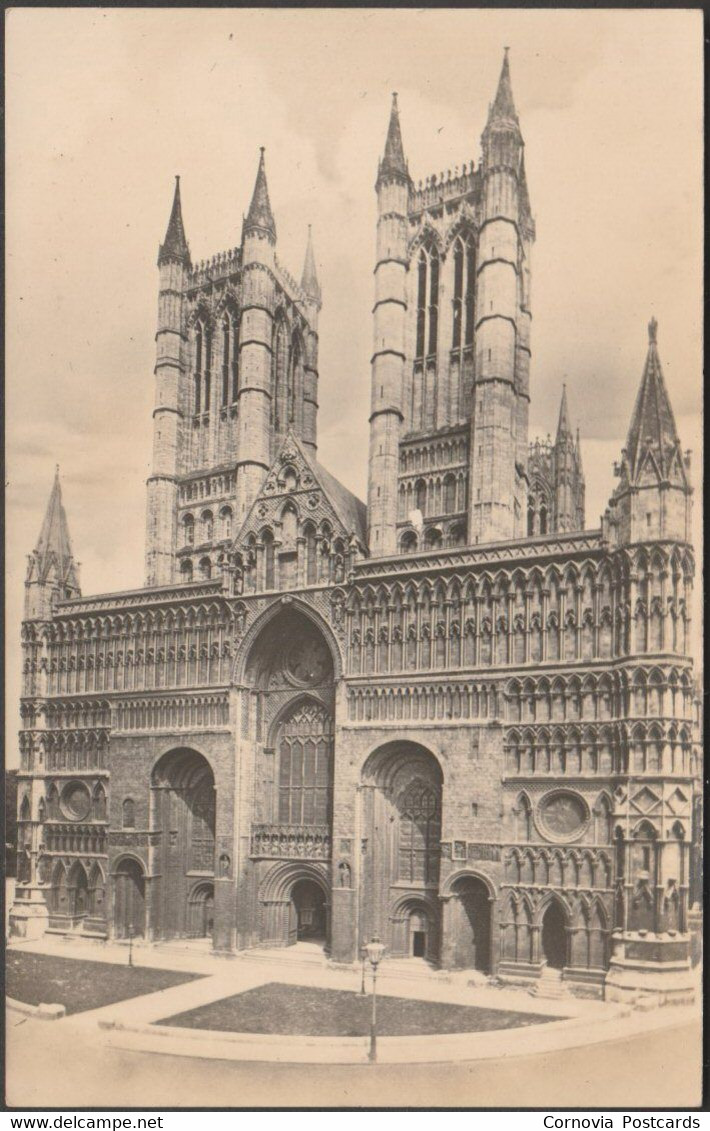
11, 53, 701, 1003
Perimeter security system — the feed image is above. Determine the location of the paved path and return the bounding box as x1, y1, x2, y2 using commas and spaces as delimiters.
6, 1008, 701, 1108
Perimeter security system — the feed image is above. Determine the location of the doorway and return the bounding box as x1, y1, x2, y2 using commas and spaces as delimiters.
541, 901, 567, 969
454, 876, 492, 973
188, 883, 214, 938
409, 909, 429, 958
290, 879, 326, 943
113, 858, 146, 939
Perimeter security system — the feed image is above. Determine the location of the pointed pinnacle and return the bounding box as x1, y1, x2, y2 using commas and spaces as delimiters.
301, 224, 321, 305
624, 320, 681, 481
556, 384, 572, 441
378, 91, 409, 184
244, 147, 276, 239
487, 47, 519, 126
158, 175, 190, 266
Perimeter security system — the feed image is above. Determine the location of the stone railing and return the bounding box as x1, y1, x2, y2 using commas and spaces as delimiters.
250, 824, 331, 860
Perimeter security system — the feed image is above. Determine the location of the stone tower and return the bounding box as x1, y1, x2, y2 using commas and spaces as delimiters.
470, 48, 532, 545
144, 153, 321, 586
367, 51, 535, 557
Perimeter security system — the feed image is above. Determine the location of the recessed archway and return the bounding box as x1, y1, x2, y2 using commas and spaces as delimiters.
449, 874, 493, 973
360, 742, 443, 961
113, 856, 146, 940
541, 899, 568, 970
150, 748, 215, 941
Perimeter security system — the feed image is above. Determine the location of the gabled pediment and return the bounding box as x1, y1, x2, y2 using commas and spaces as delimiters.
234, 432, 367, 556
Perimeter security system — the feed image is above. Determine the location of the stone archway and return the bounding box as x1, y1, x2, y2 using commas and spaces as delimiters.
150, 748, 215, 941
258, 861, 331, 948
360, 742, 443, 961
188, 882, 215, 938
447, 874, 494, 973
241, 606, 337, 951
541, 899, 568, 969
113, 857, 146, 939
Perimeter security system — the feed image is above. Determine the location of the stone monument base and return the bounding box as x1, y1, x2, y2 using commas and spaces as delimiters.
9, 885, 49, 940
604, 929, 696, 1008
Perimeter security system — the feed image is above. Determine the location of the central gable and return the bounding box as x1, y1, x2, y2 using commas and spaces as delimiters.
231, 433, 367, 593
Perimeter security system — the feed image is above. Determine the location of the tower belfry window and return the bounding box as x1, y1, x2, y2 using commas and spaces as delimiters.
428, 249, 439, 355
204, 327, 212, 413
221, 314, 230, 407
194, 323, 203, 414
416, 251, 427, 358
453, 235, 475, 350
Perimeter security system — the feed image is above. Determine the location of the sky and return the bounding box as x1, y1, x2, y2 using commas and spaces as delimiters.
5, 8, 703, 762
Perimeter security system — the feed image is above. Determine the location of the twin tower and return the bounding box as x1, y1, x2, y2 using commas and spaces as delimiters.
145, 52, 536, 585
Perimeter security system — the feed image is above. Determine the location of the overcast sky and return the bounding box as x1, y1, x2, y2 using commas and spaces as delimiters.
5, 8, 703, 761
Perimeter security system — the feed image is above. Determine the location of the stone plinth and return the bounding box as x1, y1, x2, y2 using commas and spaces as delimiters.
9, 886, 49, 940
604, 930, 696, 1008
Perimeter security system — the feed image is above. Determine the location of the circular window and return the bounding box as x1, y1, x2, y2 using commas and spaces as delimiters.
538, 791, 589, 842
60, 781, 91, 822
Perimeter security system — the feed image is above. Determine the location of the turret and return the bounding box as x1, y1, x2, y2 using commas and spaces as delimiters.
367, 93, 410, 555
470, 50, 531, 544
25, 467, 80, 619
606, 319, 692, 545
237, 149, 277, 520
145, 177, 190, 585
299, 226, 321, 455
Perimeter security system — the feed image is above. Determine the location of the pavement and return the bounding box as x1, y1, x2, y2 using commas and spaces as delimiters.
5, 932, 703, 1084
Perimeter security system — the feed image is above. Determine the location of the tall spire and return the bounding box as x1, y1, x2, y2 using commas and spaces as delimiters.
486, 46, 519, 128
158, 176, 190, 266
624, 319, 684, 482
30, 468, 79, 592
300, 225, 321, 305
556, 384, 573, 442
244, 148, 276, 240
377, 92, 409, 185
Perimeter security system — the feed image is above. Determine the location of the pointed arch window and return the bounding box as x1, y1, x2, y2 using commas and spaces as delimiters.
204, 325, 212, 413
221, 312, 239, 407
277, 701, 333, 826
272, 317, 289, 431
453, 234, 476, 349
428, 248, 439, 355
289, 336, 302, 426
416, 251, 427, 358
194, 322, 203, 414
122, 798, 135, 829
263, 529, 275, 590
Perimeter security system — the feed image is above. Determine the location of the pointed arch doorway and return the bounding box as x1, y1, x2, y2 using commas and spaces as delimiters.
541, 901, 568, 969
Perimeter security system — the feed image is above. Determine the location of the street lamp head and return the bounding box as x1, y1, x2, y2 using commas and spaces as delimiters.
366, 935, 386, 969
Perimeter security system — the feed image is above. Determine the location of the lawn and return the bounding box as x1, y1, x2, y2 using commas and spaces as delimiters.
7, 951, 203, 1015
158, 981, 556, 1036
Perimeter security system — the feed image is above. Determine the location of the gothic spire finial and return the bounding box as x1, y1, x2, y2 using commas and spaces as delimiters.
244, 147, 276, 240
32, 469, 77, 583
158, 175, 190, 266
487, 46, 519, 127
378, 91, 409, 185
624, 319, 682, 481
301, 224, 321, 306
556, 383, 572, 442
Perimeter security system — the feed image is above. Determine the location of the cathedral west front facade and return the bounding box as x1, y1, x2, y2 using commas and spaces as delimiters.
11, 54, 701, 1002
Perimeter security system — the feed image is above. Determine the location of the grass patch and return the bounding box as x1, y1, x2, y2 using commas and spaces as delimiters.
158, 981, 556, 1036
7, 951, 203, 1015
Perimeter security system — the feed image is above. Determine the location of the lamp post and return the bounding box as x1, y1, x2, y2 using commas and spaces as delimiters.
359, 942, 368, 996
128, 923, 134, 967
365, 935, 386, 1063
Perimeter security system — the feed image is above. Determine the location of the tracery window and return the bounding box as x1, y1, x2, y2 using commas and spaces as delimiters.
452, 234, 475, 349
277, 701, 333, 825
189, 779, 215, 871
222, 311, 239, 406
415, 246, 440, 358
398, 780, 441, 884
